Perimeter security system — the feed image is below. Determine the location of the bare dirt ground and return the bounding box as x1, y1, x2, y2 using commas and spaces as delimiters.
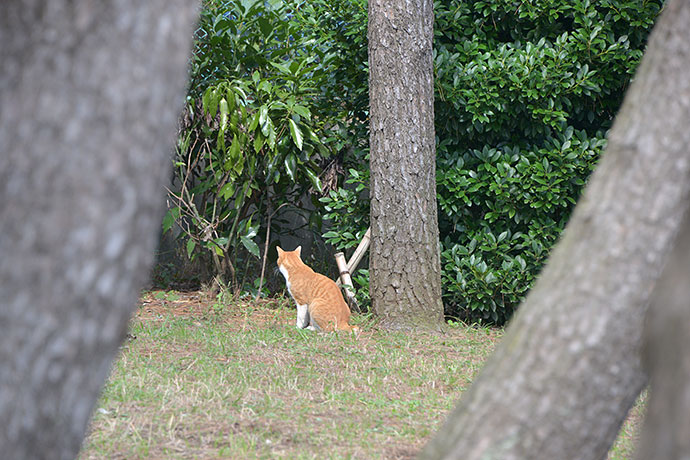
138, 290, 295, 328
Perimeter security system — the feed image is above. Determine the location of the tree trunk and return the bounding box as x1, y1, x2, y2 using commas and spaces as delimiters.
420, 1, 690, 458
636, 194, 690, 458
368, 0, 444, 331
0, 2, 198, 459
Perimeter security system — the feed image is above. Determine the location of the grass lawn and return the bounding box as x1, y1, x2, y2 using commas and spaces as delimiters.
79, 290, 644, 459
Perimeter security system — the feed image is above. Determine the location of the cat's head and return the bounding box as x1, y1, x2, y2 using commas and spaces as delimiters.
276, 246, 302, 270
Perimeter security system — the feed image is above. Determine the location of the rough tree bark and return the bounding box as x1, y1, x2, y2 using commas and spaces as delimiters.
420, 1, 690, 458
368, 0, 444, 331
636, 192, 690, 459
0, 2, 198, 459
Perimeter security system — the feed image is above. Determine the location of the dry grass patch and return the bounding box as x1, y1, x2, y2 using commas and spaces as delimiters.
80, 290, 642, 459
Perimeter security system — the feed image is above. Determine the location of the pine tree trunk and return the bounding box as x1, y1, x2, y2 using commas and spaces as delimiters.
368, 0, 444, 332
420, 1, 690, 458
0, 2, 197, 459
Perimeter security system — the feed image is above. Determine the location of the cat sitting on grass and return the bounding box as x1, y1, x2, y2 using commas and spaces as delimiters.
277, 246, 359, 333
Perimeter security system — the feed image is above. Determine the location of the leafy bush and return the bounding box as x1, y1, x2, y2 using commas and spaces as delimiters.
320, 0, 662, 323
437, 133, 604, 322
165, 0, 340, 292
434, 0, 662, 323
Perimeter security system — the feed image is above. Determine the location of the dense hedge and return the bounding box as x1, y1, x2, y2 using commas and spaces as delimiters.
320, 0, 663, 323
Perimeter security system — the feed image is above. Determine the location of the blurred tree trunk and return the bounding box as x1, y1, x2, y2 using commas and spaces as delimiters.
368, 0, 444, 332
0, 1, 197, 459
636, 195, 690, 459
420, 1, 690, 458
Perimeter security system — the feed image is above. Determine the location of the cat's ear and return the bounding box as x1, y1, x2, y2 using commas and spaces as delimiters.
295, 246, 302, 257
276, 246, 283, 256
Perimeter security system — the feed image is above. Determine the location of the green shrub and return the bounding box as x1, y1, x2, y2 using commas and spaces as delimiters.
165, 0, 340, 292
434, 0, 662, 323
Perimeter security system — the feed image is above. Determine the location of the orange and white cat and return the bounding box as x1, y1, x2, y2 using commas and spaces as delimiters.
277, 246, 359, 333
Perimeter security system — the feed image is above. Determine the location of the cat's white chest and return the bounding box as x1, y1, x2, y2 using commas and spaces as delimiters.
278, 265, 292, 296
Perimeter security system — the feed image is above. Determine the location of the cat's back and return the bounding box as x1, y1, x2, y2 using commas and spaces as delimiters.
288, 267, 341, 302
307, 271, 353, 330
308, 271, 347, 304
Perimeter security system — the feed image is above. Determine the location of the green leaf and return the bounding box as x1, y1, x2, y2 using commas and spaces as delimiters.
258, 80, 272, 93
186, 239, 196, 259
258, 17, 273, 38
254, 133, 266, 153
249, 110, 260, 132
162, 207, 180, 233
267, 118, 277, 149
219, 98, 229, 130
288, 119, 303, 150
245, 226, 258, 240
224, 134, 241, 171
515, 256, 527, 271
305, 167, 322, 192
285, 153, 297, 181
219, 183, 235, 201
270, 61, 291, 74
226, 89, 237, 112
261, 114, 274, 138
233, 154, 244, 176
202, 88, 212, 115
292, 105, 311, 121
241, 235, 260, 258
259, 105, 268, 128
